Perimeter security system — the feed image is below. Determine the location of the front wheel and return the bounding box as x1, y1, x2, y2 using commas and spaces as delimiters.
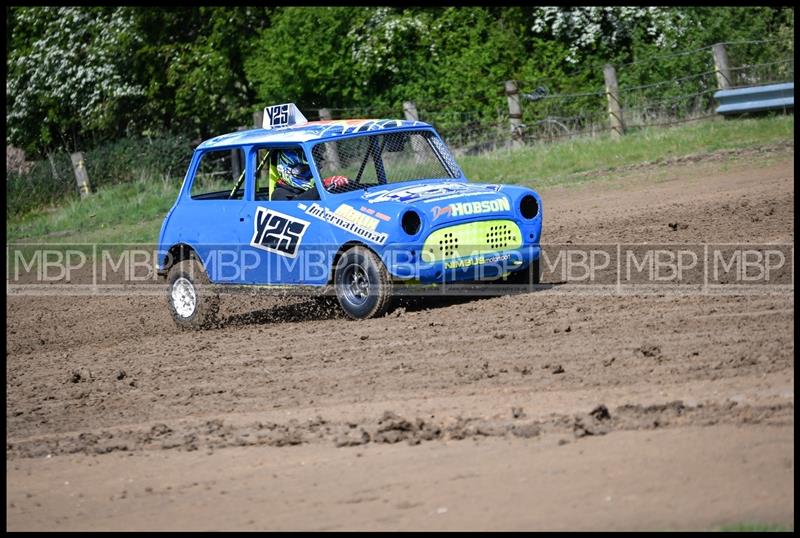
334, 246, 393, 320
166, 258, 220, 330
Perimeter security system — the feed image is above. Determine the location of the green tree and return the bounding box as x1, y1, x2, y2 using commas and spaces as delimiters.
6, 7, 144, 155
6, 6, 793, 158
245, 7, 368, 111
128, 7, 272, 140
6, 7, 272, 155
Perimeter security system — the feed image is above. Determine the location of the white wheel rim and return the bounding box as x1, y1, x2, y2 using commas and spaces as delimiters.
172, 277, 197, 318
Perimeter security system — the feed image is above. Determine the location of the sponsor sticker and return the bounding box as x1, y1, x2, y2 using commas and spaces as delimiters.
364, 182, 501, 204
359, 206, 392, 222
305, 203, 389, 245
317, 119, 422, 138
420, 184, 503, 204
444, 253, 511, 270
431, 197, 510, 220
334, 204, 380, 231
250, 207, 310, 258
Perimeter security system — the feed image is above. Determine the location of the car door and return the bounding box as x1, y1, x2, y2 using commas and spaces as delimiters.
177, 147, 246, 284
237, 145, 335, 286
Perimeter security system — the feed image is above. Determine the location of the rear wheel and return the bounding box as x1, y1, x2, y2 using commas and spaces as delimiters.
166, 258, 220, 330
334, 246, 393, 320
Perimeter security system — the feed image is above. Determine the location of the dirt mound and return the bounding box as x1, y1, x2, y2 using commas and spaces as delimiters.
7, 399, 793, 459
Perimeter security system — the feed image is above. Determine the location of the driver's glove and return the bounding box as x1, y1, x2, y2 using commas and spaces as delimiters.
323, 176, 349, 190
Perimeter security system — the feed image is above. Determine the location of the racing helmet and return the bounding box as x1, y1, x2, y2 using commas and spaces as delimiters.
276, 149, 313, 190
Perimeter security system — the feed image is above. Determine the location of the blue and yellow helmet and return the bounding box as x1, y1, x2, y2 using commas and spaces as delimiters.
277, 149, 313, 190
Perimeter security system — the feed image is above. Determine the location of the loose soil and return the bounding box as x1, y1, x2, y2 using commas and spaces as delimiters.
6, 146, 794, 531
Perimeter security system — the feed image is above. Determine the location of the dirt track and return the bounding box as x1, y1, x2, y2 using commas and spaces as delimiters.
6, 145, 794, 531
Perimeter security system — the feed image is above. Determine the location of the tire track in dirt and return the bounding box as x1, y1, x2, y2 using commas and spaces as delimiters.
6, 150, 794, 449
6, 148, 794, 532
6, 290, 793, 440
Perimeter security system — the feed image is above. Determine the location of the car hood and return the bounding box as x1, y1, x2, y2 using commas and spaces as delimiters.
320, 180, 539, 230
355, 180, 505, 204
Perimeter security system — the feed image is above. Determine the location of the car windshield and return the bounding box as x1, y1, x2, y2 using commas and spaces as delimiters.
311, 130, 461, 194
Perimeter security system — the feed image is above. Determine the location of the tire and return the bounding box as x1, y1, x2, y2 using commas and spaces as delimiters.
166, 258, 220, 330
334, 246, 393, 320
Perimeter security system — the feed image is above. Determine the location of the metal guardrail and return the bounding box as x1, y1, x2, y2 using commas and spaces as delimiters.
714, 82, 794, 115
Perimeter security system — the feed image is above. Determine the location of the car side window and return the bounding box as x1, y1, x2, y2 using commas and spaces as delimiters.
254, 146, 319, 201
190, 148, 246, 200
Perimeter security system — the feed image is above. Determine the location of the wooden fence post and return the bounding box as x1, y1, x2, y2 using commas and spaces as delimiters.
403, 101, 419, 122
603, 64, 624, 138
70, 152, 91, 198
712, 43, 733, 90
231, 148, 241, 183
505, 81, 524, 148
403, 101, 425, 162
231, 126, 249, 183
318, 108, 342, 170
47, 153, 59, 185
318, 107, 334, 122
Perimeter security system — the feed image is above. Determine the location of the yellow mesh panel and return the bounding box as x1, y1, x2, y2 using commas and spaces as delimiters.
422, 220, 522, 263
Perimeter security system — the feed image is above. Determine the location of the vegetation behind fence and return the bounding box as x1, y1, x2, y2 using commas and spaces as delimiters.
7, 135, 192, 216
293, 38, 795, 154
6, 7, 795, 216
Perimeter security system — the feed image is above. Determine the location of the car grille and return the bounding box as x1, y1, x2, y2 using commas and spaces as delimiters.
422, 219, 522, 262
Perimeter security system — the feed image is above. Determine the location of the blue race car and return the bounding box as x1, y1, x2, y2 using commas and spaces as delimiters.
157, 103, 542, 328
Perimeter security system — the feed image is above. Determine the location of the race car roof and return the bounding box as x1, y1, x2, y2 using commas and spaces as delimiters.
197, 119, 432, 150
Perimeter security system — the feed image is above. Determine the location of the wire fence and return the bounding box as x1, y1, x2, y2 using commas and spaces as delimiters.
301, 38, 793, 155
505, 41, 792, 148
8, 39, 794, 216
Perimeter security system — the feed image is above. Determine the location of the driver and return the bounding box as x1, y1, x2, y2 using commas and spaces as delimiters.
271, 149, 350, 200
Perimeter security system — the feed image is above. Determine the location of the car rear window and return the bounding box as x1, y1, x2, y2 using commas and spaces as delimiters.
190, 148, 246, 200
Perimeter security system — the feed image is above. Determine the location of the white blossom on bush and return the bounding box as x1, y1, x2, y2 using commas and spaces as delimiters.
6, 7, 144, 147
531, 7, 687, 63
348, 8, 430, 77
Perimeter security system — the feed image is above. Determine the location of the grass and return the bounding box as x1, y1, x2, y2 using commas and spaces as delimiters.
458, 114, 794, 189
6, 114, 794, 245
717, 522, 792, 532
7, 177, 181, 244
